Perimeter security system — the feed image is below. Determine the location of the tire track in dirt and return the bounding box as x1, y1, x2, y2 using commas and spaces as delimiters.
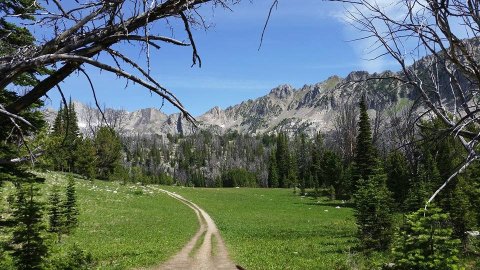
151, 189, 238, 270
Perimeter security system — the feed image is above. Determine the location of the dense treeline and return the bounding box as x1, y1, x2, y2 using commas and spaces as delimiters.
42, 101, 122, 181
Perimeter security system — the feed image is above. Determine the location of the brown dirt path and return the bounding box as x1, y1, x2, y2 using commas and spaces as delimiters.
149, 189, 238, 270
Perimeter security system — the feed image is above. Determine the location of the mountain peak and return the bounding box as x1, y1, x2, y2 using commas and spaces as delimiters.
269, 84, 294, 99
322, 75, 341, 89
345, 71, 369, 82
205, 106, 223, 116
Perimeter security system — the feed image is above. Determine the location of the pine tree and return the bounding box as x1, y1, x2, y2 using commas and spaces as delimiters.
50, 104, 68, 171
10, 184, 48, 270
354, 167, 394, 251
352, 95, 394, 251
50, 100, 81, 172
48, 186, 63, 236
385, 150, 410, 206
393, 207, 460, 270
310, 132, 324, 195
320, 150, 343, 197
268, 149, 279, 188
275, 132, 290, 188
65, 99, 80, 171
288, 151, 298, 189
63, 175, 79, 232
94, 126, 122, 179
74, 136, 97, 179
52, 103, 66, 136
298, 133, 308, 195
352, 95, 376, 190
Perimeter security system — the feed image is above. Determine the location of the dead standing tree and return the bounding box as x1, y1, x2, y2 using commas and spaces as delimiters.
0, 0, 237, 163
344, 0, 480, 206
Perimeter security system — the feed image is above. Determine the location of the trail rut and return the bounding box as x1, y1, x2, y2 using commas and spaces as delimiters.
151, 189, 237, 270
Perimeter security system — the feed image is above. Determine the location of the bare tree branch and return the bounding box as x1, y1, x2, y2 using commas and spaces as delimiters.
258, 0, 278, 51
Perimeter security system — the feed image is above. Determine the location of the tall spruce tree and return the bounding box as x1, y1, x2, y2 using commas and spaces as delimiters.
352, 95, 376, 190
310, 133, 323, 195
354, 168, 394, 251
385, 150, 410, 207
298, 133, 309, 195
51, 100, 80, 172
65, 100, 80, 171
352, 96, 393, 251
63, 175, 79, 232
268, 149, 279, 188
288, 151, 298, 189
275, 132, 290, 188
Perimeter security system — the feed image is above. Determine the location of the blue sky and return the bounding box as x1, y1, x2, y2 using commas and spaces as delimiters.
44, 0, 400, 116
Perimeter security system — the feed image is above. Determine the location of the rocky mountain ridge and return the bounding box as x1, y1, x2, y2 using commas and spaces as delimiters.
44, 69, 406, 137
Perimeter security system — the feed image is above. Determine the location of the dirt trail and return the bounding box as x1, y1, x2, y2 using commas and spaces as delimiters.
152, 189, 238, 270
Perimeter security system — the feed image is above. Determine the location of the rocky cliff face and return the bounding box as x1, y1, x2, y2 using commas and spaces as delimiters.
196, 71, 403, 136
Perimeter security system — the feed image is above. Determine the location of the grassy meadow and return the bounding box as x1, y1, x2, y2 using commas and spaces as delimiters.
163, 186, 360, 270
3, 172, 199, 269
2, 172, 368, 269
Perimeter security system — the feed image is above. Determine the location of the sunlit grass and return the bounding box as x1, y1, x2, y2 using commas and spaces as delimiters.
36, 172, 198, 269
162, 186, 358, 270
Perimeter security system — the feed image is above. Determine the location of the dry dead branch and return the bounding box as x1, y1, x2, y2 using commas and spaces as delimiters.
342, 0, 480, 205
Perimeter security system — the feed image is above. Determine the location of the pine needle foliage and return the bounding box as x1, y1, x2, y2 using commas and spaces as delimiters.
354, 168, 394, 251
352, 95, 376, 189
63, 175, 79, 232
48, 185, 63, 236
10, 183, 48, 270
392, 207, 461, 270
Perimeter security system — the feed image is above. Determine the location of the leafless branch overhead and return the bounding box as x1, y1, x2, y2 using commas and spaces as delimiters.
1, 0, 239, 125
341, 0, 480, 205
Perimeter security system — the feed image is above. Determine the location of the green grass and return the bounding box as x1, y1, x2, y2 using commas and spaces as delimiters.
189, 230, 206, 258
162, 186, 358, 270
35, 172, 198, 269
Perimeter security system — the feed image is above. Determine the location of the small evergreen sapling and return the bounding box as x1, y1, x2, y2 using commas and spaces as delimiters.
63, 175, 79, 232
392, 207, 460, 270
352, 96, 376, 190
48, 186, 63, 238
10, 184, 48, 270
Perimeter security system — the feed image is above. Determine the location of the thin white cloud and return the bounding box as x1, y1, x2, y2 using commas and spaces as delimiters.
331, 0, 426, 73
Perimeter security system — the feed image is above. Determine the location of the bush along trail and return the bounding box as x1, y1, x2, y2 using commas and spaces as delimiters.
151, 188, 238, 270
